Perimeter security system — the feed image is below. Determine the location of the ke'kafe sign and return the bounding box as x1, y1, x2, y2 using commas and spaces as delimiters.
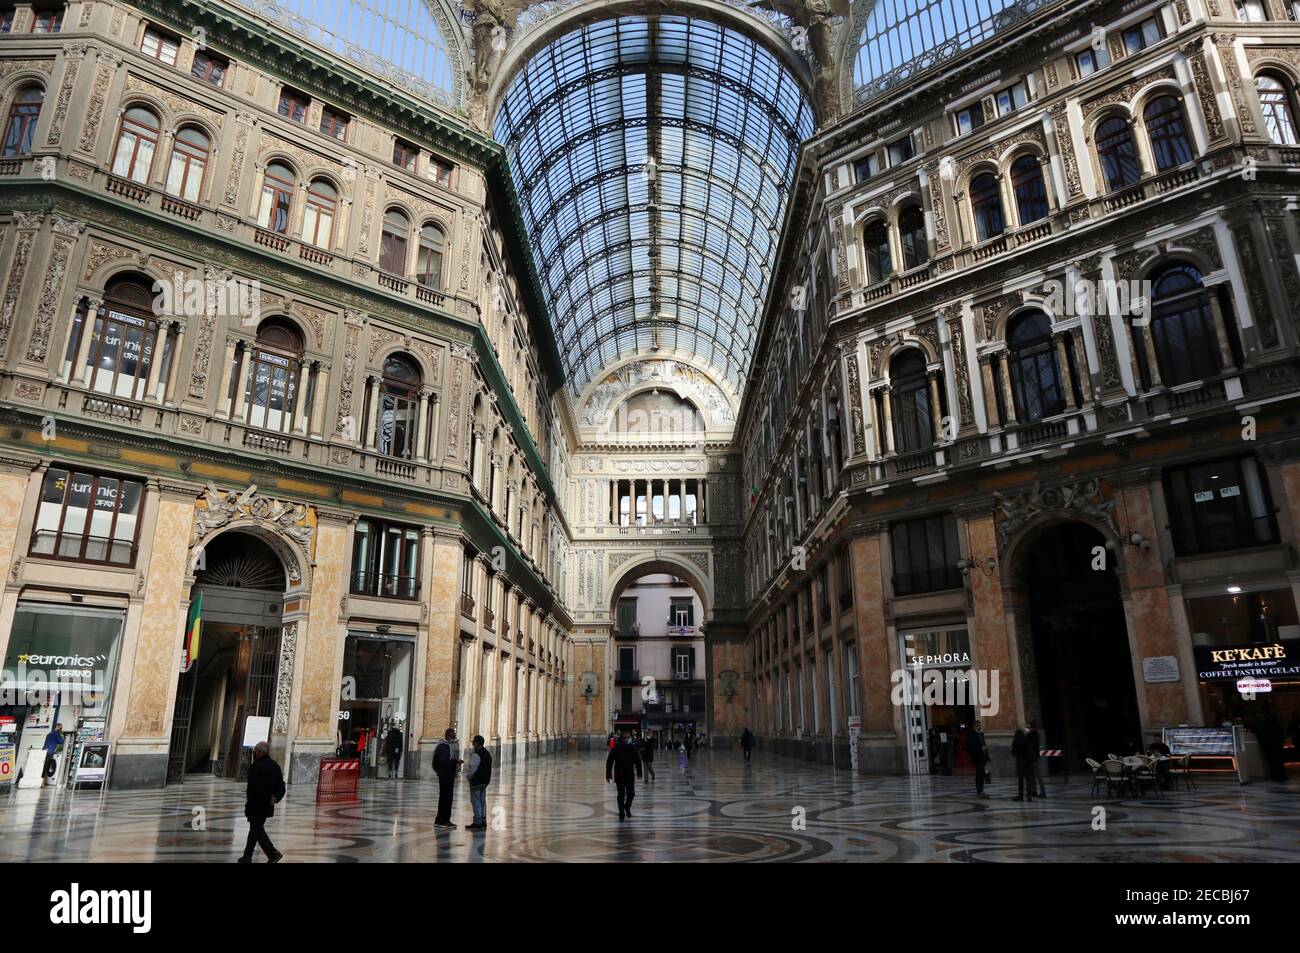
1194, 642, 1300, 682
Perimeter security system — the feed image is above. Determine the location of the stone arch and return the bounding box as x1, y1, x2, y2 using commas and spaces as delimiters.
607, 553, 713, 624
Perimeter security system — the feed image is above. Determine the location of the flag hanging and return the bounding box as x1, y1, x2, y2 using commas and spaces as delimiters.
182, 591, 203, 673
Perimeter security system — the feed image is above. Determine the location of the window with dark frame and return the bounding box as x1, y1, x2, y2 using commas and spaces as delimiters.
350, 519, 421, 598
393, 139, 418, 172
140, 27, 179, 66
1, 85, 42, 157
190, 49, 228, 87
891, 513, 962, 595
1164, 456, 1277, 556
320, 107, 349, 141
30, 468, 143, 566
277, 88, 309, 124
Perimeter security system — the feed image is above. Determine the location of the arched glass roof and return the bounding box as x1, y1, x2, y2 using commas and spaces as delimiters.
229, 0, 460, 105
494, 16, 813, 397
853, 0, 1040, 103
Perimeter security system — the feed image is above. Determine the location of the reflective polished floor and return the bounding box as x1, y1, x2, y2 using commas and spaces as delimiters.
1, 751, 1297, 862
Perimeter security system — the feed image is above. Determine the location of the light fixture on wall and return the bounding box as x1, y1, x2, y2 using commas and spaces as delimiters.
956, 557, 996, 577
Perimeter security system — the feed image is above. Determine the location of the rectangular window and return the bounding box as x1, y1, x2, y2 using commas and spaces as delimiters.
31, 7, 62, 33
1236, 0, 1270, 19
672, 647, 695, 678
616, 598, 637, 635
670, 599, 694, 628
887, 134, 915, 166
1075, 47, 1108, 77
320, 108, 349, 141
278, 89, 309, 124
853, 151, 879, 182
995, 81, 1029, 117
838, 549, 854, 609
140, 27, 179, 66
428, 157, 454, 187
190, 50, 227, 87
30, 468, 143, 566
1122, 17, 1163, 55
393, 140, 418, 172
845, 644, 859, 718
891, 513, 962, 596
1164, 456, 1277, 555
954, 104, 985, 136
350, 520, 421, 598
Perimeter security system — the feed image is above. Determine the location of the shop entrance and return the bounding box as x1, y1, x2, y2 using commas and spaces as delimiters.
337, 633, 414, 778
1022, 522, 1141, 765
166, 532, 286, 783
898, 626, 974, 776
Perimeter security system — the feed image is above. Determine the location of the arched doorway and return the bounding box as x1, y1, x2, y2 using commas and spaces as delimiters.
166, 531, 287, 782
606, 558, 712, 749
1018, 522, 1142, 764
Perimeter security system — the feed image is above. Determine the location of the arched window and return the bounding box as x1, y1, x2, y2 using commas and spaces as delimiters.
1096, 115, 1141, 191
1256, 73, 1299, 145
242, 319, 303, 433
380, 209, 410, 275
1, 85, 42, 156
302, 179, 337, 249
1143, 95, 1194, 171
1008, 309, 1064, 423
890, 350, 933, 453
1149, 264, 1222, 386
417, 223, 445, 287
111, 107, 159, 184
378, 354, 421, 459
862, 218, 891, 283
258, 162, 295, 234
1010, 154, 1048, 225
88, 276, 163, 400
898, 205, 928, 269
970, 172, 1004, 241
165, 126, 210, 202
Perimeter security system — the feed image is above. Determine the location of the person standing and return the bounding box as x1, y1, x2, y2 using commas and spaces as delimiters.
41, 723, 64, 780
432, 728, 463, 828
741, 727, 755, 763
463, 735, 492, 831
677, 741, 688, 772
606, 729, 642, 821
1011, 725, 1036, 802
238, 741, 285, 863
966, 720, 990, 799
1025, 720, 1046, 798
640, 734, 656, 782
384, 723, 403, 779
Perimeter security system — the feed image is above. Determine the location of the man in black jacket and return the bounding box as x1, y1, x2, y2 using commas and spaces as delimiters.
1026, 720, 1046, 797
238, 741, 285, 863
384, 724, 403, 779
606, 729, 643, 821
1012, 725, 1036, 801
464, 735, 492, 831
966, 720, 990, 799
432, 728, 463, 828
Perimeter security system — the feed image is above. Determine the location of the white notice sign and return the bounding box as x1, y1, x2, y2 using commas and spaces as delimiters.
1142, 656, 1180, 683
242, 716, 271, 749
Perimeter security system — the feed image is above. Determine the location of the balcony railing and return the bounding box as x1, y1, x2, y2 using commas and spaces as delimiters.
350, 571, 419, 600
615, 669, 641, 684
460, 593, 475, 619
1170, 516, 1278, 558
484, 607, 495, 631
616, 623, 640, 638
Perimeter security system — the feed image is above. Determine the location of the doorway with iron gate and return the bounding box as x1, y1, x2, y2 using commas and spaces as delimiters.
167, 531, 287, 783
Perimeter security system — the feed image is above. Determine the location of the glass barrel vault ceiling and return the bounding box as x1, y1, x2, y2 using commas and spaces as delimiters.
494, 16, 814, 398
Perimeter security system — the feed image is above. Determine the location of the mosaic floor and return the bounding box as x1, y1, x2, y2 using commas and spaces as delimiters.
1, 751, 1297, 862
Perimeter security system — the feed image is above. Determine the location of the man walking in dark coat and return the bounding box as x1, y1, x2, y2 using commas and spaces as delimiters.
238, 741, 285, 863
1025, 720, 1046, 797
1012, 725, 1036, 801
966, 720, 990, 798
432, 727, 463, 828
606, 729, 643, 821
384, 724, 403, 779
741, 727, 755, 763
640, 733, 656, 782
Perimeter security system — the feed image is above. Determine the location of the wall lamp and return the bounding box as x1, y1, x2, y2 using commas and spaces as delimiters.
1105, 533, 1151, 551
957, 557, 997, 576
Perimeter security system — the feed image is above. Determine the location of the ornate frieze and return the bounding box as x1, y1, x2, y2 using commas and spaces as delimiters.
992, 479, 1116, 549
946, 318, 974, 427
1231, 222, 1278, 349
273, 621, 298, 734
224, 117, 251, 207
26, 218, 82, 363
45, 44, 85, 147
192, 482, 316, 558
1186, 46, 1225, 142
0, 217, 39, 358
1049, 103, 1082, 198
845, 352, 866, 455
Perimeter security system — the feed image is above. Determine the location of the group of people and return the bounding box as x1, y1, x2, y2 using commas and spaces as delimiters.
963, 719, 1048, 801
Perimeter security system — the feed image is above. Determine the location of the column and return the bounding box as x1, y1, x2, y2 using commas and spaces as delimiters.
1054, 333, 1078, 410
998, 352, 1018, 424
880, 386, 896, 453
1140, 323, 1163, 389
291, 359, 311, 432
415, 387, 432, 462
76, 300, 100, 387
700, 480, 707, 524
232, 344, 254, 419
979, 355, 1001, 427
310, 364, 328, 437
1070, 332, 1091, 406
56, 302, 84, 383
164, 321, 185, 405
928, 371, 944, 442
144, 321, 168, 402
1207, 293, 1236, 370
365, 376, 380, 449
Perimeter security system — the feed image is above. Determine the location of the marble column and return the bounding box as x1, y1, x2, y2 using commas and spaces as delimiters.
1141, 324, 1163, 389
1054, 333, 1077, 410
998, 352, 1018, 424
415, 387, 432, 462
962, 510, 1015, 733
420, 533, 465, 748
232, 345, 254, 419
309, 364, 327, 437
979, 355, 1001, 427
880, 387, 896, 453
144, 321, 168, 403
216, 339, 238, 417
365, 376, 380, 450
928, 372, 943, 441
164, 322, 185, 405
1207, 293, 1236, 370
76, 300, 100, 387
291, 359, 310, 432
848, 531, 901, 773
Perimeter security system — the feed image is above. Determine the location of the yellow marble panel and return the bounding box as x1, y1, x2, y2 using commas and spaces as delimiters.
295, 518, 348, 739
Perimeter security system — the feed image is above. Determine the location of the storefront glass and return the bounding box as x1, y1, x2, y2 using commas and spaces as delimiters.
898, 626, 973, 776
338, 633, 414, 778
0, 604, 124, 785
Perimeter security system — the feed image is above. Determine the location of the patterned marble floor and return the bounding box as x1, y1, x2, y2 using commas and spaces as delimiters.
1, 750, 1297, 862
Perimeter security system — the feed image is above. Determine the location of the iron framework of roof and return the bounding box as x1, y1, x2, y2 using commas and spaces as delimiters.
493, 15, 814, 398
